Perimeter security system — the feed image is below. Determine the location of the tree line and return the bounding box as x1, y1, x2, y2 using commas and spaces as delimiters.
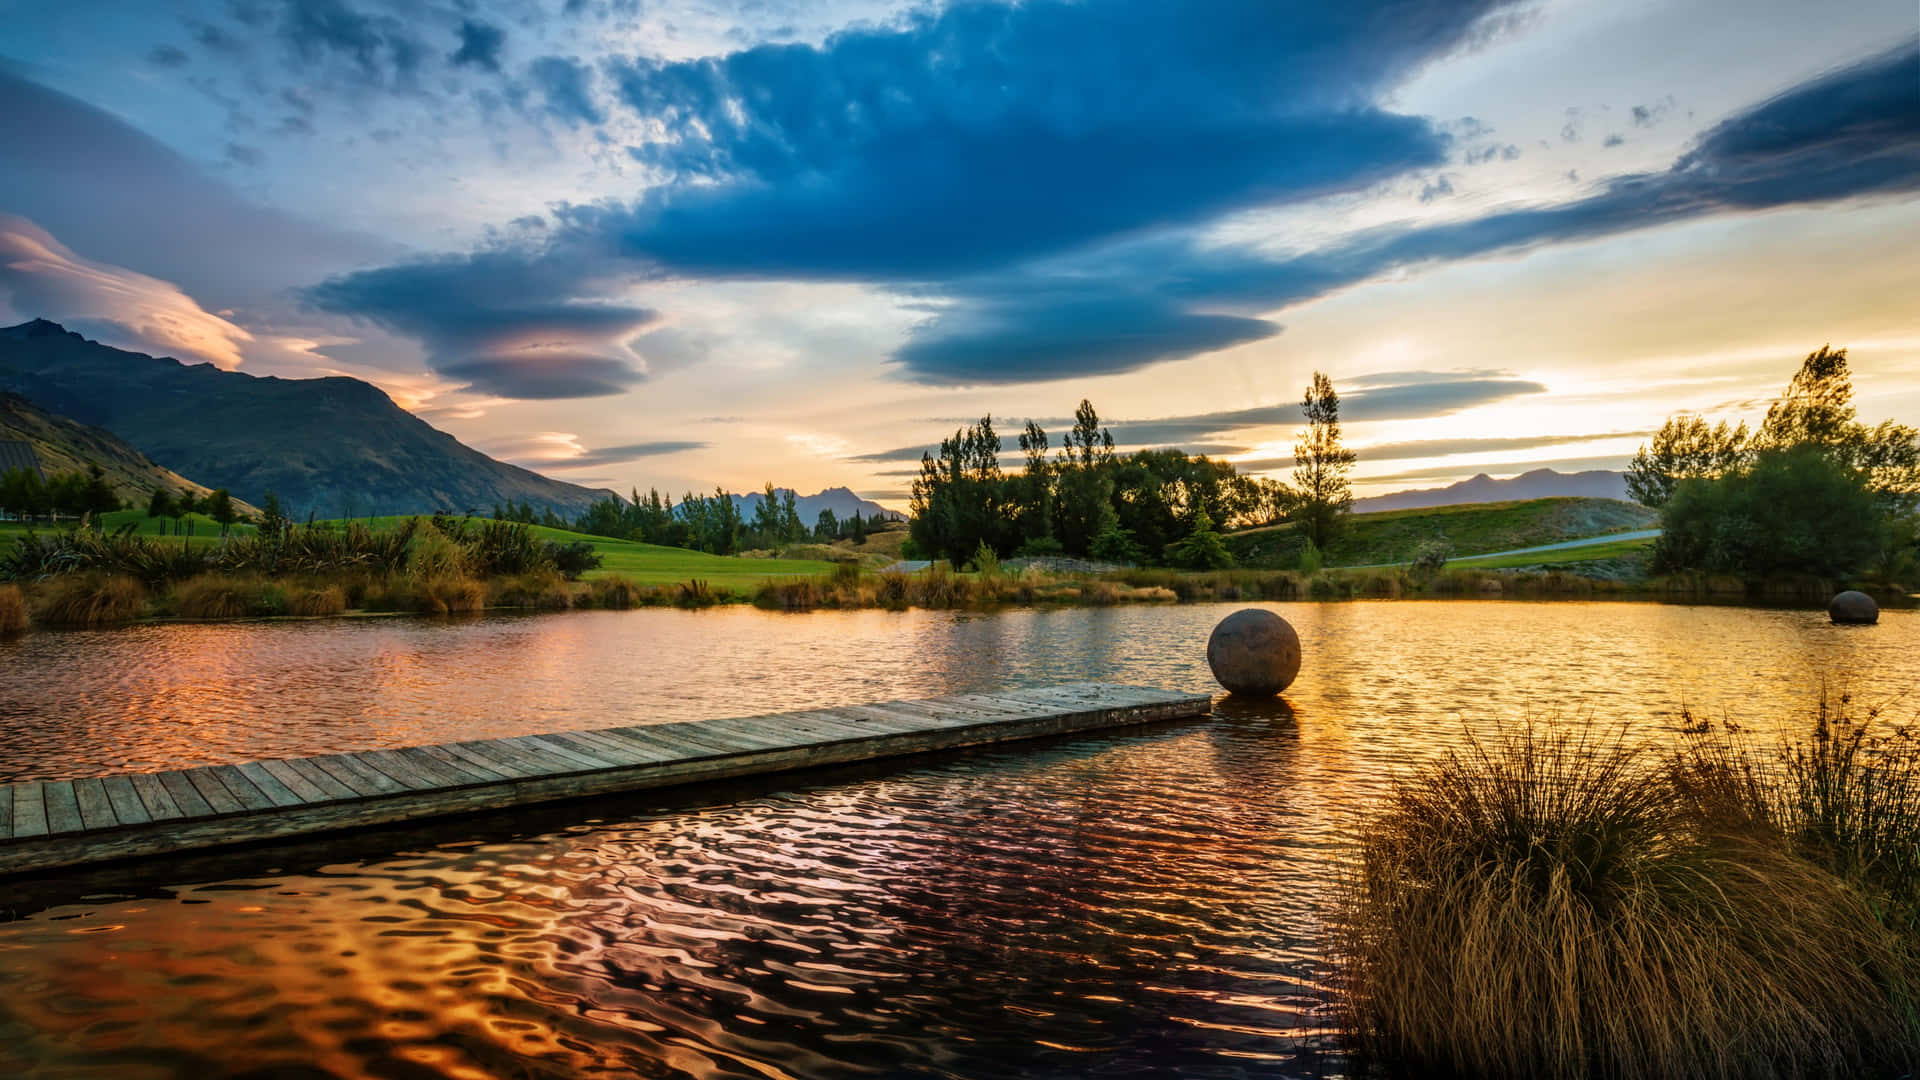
565, 484, 881, 555
1628, 346, 1919, 581
908, 373, 1356, 568
0, 462, 120, 522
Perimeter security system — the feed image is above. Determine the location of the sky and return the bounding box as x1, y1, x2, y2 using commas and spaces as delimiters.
1, 0, 1916, 510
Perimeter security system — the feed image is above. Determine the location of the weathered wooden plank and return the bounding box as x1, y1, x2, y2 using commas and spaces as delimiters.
0, 683, 1212, 877
208, 766, 278, 813
183, 769, 247, 815
363, 748, 468, 790
282, 757, 363, 801
101, 775, 151, 826
303, 756, 394, 799
130, 773, 185, 821
549, 729, 667, 767
8, 782, 42, 839
449, 739, 564, 779
72, 777, 119, 830
511, 734, 618, 771
157, 771, 217, 817
235, 762, 307, 809
409, 744, 510, 784
43, 782, 85, 834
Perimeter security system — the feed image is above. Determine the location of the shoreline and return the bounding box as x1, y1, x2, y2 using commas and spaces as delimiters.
2, 563, 1907, 634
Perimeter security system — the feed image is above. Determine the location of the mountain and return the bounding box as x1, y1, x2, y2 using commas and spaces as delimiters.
1354, 468, 1632, 513
0, 391, 251, 509
729, 486, 904, 523
0, 319, 614, 518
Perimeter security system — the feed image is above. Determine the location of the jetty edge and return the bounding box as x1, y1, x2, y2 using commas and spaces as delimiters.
0, 682, 1211, 877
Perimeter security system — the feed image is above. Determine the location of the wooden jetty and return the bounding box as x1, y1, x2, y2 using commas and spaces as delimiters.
0, 682, 1210, 877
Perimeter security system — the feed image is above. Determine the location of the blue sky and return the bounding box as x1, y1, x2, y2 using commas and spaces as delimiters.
1, 0, 1916, 506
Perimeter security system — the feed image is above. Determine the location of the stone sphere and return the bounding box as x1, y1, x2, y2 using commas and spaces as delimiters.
1207, 608, 1301, 697
1829, 590, 1879, 625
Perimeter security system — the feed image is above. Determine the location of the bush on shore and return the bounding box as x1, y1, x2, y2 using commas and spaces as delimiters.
1336, 719, 1920, 1079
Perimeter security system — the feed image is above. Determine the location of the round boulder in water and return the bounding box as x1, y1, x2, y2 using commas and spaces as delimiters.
1207, 608, 1301, 696
1829, 590, 1879, 625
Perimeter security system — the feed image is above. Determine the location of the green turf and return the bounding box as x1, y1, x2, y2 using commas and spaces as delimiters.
1448, 536, 1656, 570
0, 509, 253, 542
308, 515, 840, 585
1224, 497, 1658, 568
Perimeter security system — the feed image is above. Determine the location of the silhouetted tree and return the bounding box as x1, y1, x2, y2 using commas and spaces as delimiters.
1292, 372, 1355, 550
207, 489, 237, 536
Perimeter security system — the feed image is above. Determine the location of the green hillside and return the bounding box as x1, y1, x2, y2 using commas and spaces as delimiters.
1224, 497, 1658, 569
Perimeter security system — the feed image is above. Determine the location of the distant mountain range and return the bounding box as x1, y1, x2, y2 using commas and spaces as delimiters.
0, 390, 250, 509
728, 486, 903, 523
0, 319, 613, 518
1354, 468, 1631, 513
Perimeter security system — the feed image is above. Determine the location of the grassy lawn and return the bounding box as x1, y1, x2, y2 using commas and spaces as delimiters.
310, 515, 841, 586
1449, 535, 1656, 570
0, 510, 253, 542
1225, 497, 1658, 568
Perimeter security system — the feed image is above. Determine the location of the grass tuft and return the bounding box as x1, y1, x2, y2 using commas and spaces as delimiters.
1336, 721, 1920, 1079
0, 583, 26, 634
33, 574, 148, 625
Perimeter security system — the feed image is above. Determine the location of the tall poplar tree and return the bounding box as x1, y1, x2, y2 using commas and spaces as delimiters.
1292, 372, 1356, 550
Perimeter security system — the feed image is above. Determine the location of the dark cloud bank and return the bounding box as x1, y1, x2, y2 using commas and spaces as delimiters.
300, 1, 1920, 397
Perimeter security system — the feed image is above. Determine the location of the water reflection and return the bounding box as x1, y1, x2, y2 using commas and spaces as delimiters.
0, 603, 1914, 1078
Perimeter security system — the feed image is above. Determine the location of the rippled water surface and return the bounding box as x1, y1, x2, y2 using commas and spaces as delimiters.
0, 602, 1915, 1078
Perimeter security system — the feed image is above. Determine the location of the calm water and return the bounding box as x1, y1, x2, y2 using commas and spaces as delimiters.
0, 602, 1914, 1078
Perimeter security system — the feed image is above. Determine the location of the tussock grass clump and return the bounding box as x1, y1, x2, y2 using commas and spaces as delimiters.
491, 570, 572, 610
409, 575, 486, 614
674, 578, 719, 608
33, 574, 148, 625
1337, 724, 1920, 1079
174, 575, 262, 619
287, 583, 346, 616
755, 578, 820, 610
585, 575, 644, 609
1674, 692, 1920, 938
0, 584, 27, 634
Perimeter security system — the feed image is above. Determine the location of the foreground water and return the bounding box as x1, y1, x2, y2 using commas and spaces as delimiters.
0, 602, 1913, 1078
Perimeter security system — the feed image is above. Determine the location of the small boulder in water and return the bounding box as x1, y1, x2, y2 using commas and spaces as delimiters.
1829, 590, 1879, 625
1207, 608, 1301, 696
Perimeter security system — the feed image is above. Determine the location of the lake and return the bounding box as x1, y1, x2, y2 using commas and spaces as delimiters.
0, 601, 1913, 1078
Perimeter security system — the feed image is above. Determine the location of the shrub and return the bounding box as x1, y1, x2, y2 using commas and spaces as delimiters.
34, 574, 147, 625
877, 570, 910, 607
546, 540, 601, 580
1410, 538, 1452, 576
407, 527, 468, 580
755, 578, 819, 610
0, 584, 26, 634
1297, 539, 1324, 575
175, 575, 259, 619
1337, 724, 1919, 1079
674, 579, 717, 608
969, 540, 1001, 577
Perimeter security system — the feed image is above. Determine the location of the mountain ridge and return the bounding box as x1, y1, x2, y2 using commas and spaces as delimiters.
0, 319, 616, 517
1353, 468, 1632, 513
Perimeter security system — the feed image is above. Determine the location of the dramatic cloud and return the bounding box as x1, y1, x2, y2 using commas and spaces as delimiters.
593, 0, 1517, 278
531, 56, 603, 126
0, 215, 254, 369
0, 66, 383, 307
847, 373, 1546, 461
893, 41, 1920, 381
304, 245, 657, 398
483, 433, 707, 470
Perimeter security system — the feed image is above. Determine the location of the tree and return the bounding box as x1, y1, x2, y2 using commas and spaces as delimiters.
751, 482, 782, 544
1626, 415, 1751, 508
1654, 446, 1883, 579
207, 489, 237, 536
1, 468, 48, 521
79, 463, 118, 518
147, 487, 178, 521
909, 415, 1008, 564
258, 490, 288, 542
1171, 505, 1234, 570
780, 489, 803, 542
1292, 372, 1355, 550
1062, 399, 1114, 469
815, 508, 839, 541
